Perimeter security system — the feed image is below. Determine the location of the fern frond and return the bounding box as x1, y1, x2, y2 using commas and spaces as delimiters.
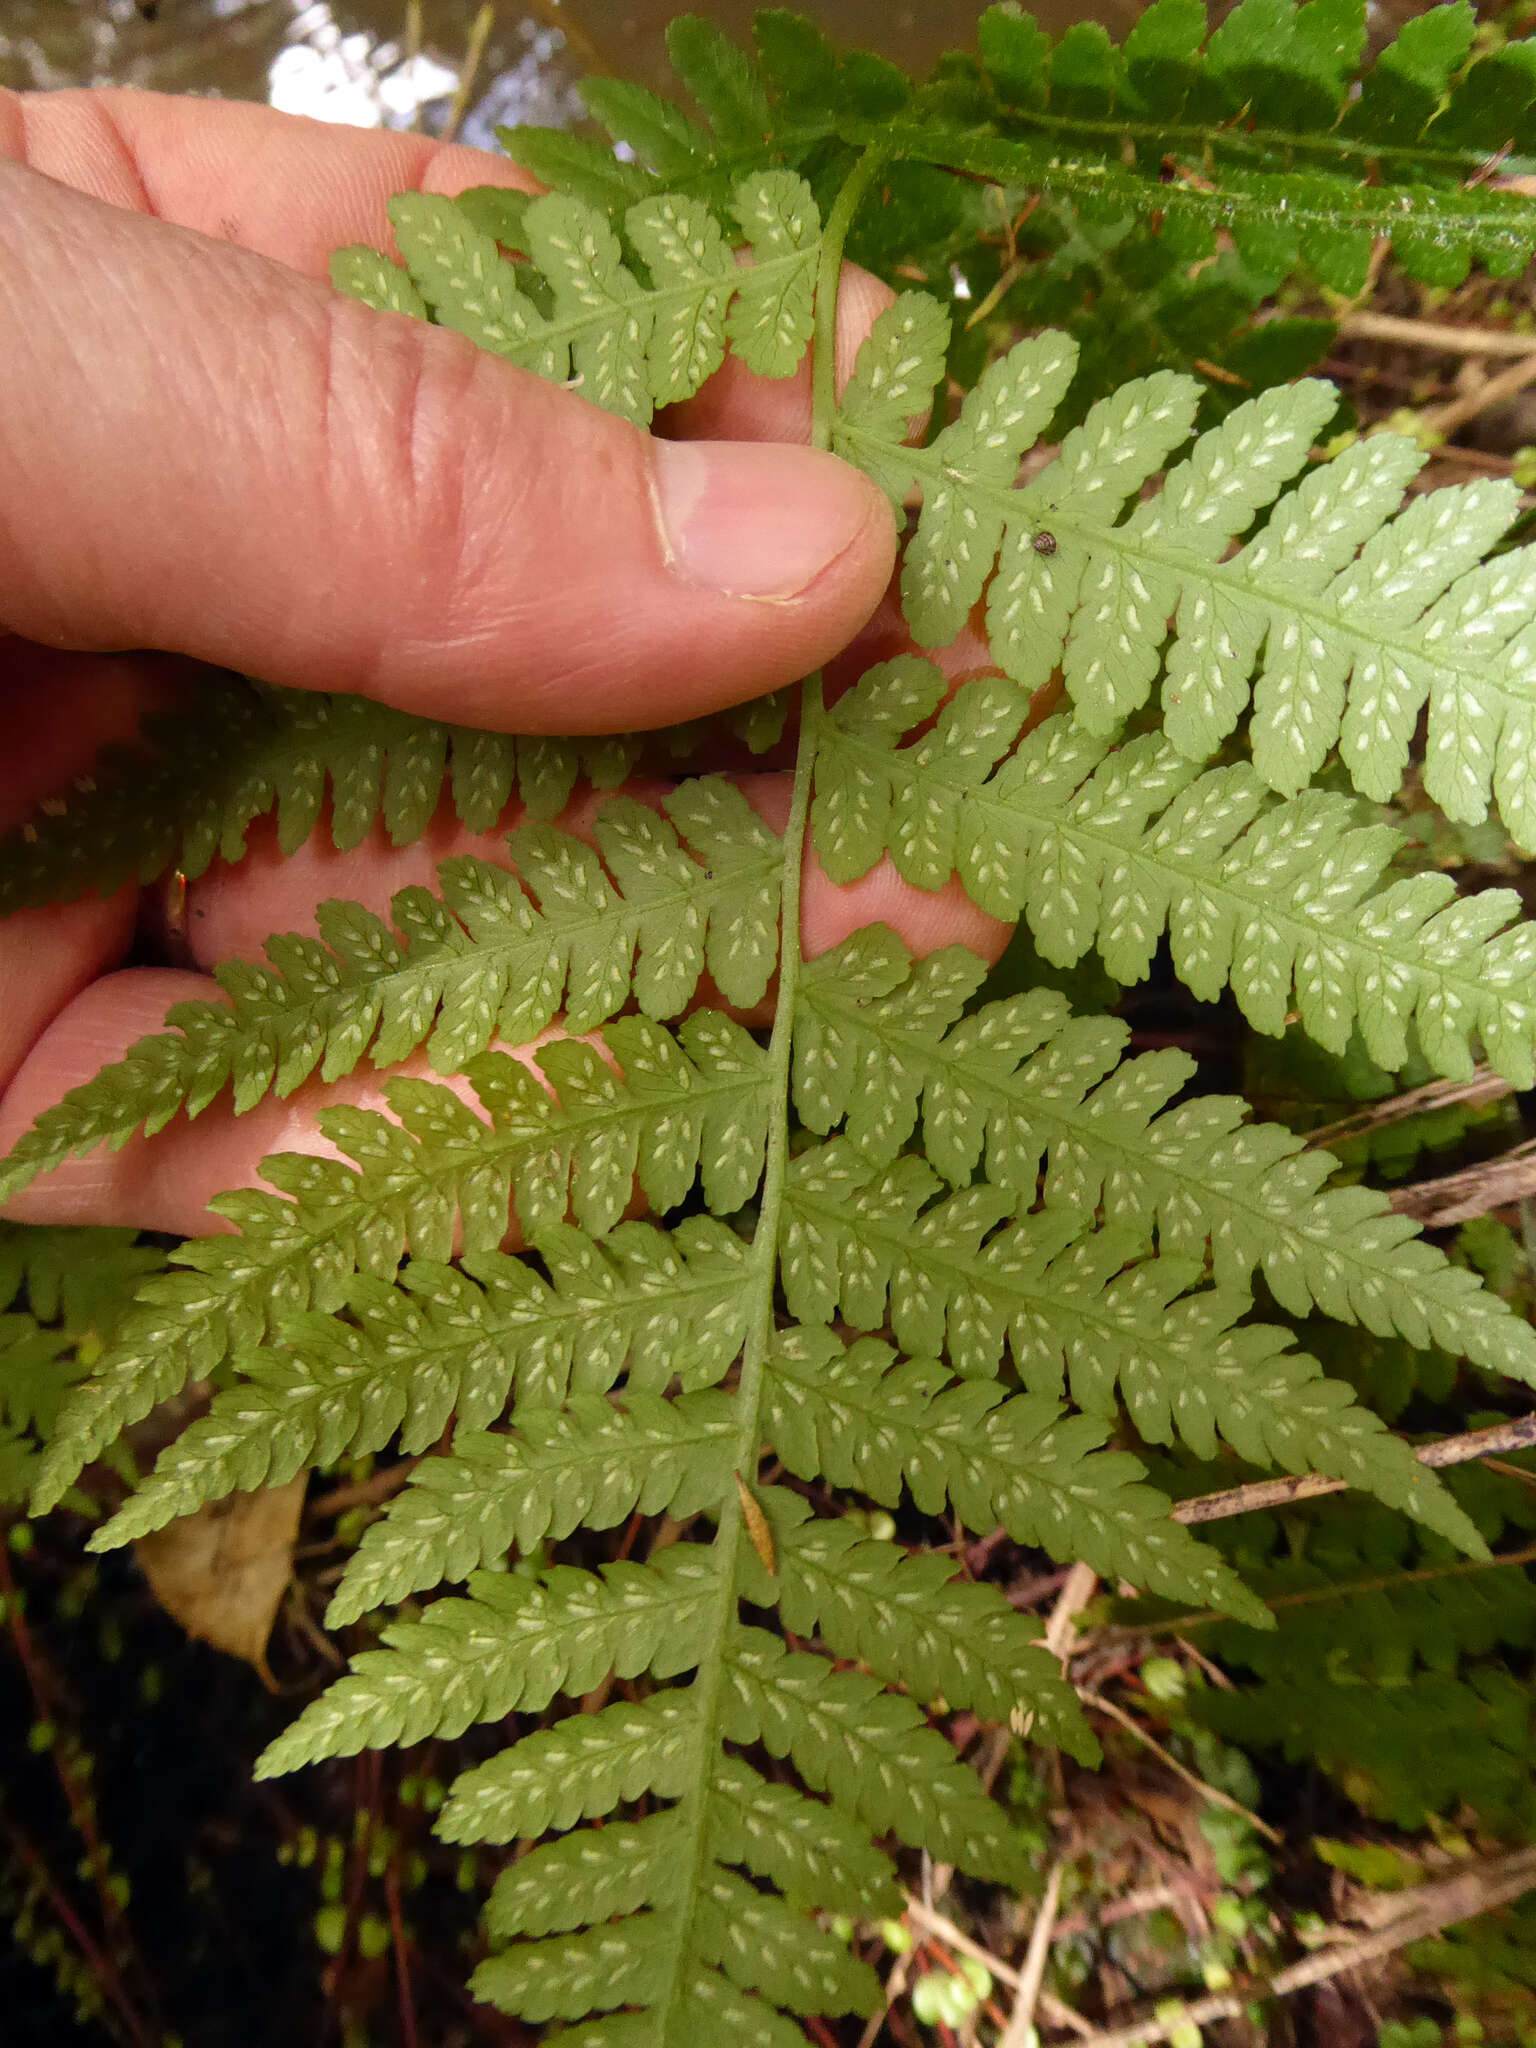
834, 317, 1536, 842
764, 1325, 1270, 1624
503, 6, 1536, 296
328, 1380, 743, 1624
0, 783, 781, 1198
720, 1624, 1030, 1880
89, 1226, 749, 1548
434, 1691, 699, 1843
336, 169, 820, 426
944, 0, 1536, 291
1198, 1664, 1536, 1830
815, 673, 1536, 1084
261, 1546, 722, 1768
780, 1139, 1481, 1552
795, 928, 1536, 1383
32, 1018, 768, 1514
702, 1754, 903, 1917
0, 677, 643, 917
756, 1486, 1098, 1757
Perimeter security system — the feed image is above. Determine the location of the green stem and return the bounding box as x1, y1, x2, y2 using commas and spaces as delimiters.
811, 147, 890, 455
652, 150, 881, 2046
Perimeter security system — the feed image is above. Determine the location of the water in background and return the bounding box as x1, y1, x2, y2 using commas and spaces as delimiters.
1, 0, 1132, 141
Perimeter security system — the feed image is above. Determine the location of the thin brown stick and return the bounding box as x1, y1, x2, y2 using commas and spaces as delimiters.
385, 1858, 419, 2048
308, 1460, 419, 1519
441, 3, 495, 147
999, 1859, 1066, 2048
0, 1809, 139, 2048
1337, 309, 1536, 358
1302, 1065, 1513, 1153
1390, 1135, 1536, 1228
1076, 1691, 1284, 1845
1172, 1411, 1536, 1527
0, 1543, 150, 2047
1066, 1845, 1536, 2047
857, 1946, 914, 2048
1420, 349, 1536, 438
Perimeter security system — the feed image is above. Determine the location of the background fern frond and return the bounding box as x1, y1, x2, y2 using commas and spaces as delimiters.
941, 0, 1536, 291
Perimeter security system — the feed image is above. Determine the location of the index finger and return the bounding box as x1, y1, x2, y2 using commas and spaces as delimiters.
0, 86, 537, 273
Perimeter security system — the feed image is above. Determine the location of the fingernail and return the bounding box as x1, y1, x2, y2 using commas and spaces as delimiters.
651, 438, 884, 601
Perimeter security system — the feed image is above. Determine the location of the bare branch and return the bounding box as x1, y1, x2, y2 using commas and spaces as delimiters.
1172, 1412, 1536, 1527
1065, 1845, 1536, 2047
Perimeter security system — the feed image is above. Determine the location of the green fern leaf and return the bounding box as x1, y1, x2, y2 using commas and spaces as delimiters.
33, 1020, 768, 1515
703, 1754, 902, 1918
328, 1378, 743, 1623
260, 1547, 722, 1769
764, 1326, 1270, 1624
0, 784, 781, 1197
486, 1812, 681, 1940
432, 1691, 700, 1843
722, 1624, 1029, 1881
343, 171, 819, 426
780, 1140, 1481, 1552
0, 678, 641, 918
815, 675, 1536, 1084
795, 928, 1536, 1382
834, 321, 1536, 841
755, 1486, 1099, 1757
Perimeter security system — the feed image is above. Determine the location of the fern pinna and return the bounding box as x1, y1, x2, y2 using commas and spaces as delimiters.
5, 8, 1536, 2044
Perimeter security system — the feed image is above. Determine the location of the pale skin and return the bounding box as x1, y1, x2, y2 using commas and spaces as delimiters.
0, 91, 1008, 1239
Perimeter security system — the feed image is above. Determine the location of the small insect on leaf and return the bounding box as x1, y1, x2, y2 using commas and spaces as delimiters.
1032, 530, 1057, 555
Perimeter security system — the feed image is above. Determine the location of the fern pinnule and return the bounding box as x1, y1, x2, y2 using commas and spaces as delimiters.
327, 1382, 743, 1624
341, 168, 821, 426
0, 677, 645, 919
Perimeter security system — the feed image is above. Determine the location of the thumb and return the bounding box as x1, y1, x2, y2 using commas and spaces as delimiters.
0, 161, 895, 733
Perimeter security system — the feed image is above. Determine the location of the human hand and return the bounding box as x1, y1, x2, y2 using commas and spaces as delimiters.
0, 90, 1007, 1238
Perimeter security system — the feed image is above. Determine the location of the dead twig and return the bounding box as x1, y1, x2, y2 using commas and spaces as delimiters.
1302, 1065, 1513, 1153
1390, 1134, 1536, 1228
1064, 1845, 1536, 2047
1171, 1411, 1536, 1528
308, 1460, 420, 1519
441, 3, 495, 147
999, 1859, 1067, 2048
1418, 348, 1536, 440
1076, 1690, 1283, 1845
1337, 309, 1536, 359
